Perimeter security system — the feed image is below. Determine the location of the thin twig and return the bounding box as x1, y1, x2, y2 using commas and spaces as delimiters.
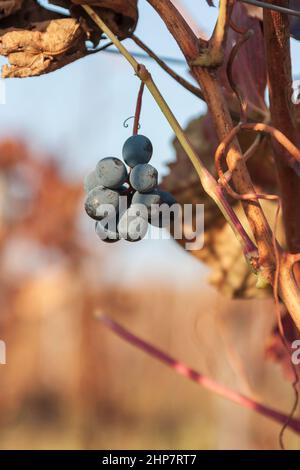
131, 35, 205, 101
97, 314, 300, 435
215, 123, 300, 199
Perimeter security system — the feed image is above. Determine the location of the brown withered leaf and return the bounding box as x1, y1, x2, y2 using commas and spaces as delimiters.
0, 0, 138, 77
50, 0, 138, 38
0, 0, 23, 19
0, 18, 86, 78
162, 114, 284, 299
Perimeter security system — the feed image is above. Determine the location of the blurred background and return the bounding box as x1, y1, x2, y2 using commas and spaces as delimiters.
0, 0, 300, 450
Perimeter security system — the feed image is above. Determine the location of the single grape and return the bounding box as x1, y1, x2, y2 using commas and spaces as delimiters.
95, 219, 119, 243
85, 186, 119, 221
157, 190, 177, 206
148, 190, 177, 228
129, 163, 158, 193
122, 135, 153, 167
118, 204, 148, 242
96, 157, 128, 189
83, 169, 101, 194
132, 190, 161, 215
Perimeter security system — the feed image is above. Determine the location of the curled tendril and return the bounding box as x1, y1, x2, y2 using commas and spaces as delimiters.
123, 116, 141, 130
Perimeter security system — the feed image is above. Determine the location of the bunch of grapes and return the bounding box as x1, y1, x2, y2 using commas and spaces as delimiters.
84, 135, 176, 243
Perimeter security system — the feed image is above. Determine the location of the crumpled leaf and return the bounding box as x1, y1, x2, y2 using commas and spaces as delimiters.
0, 0, 23, 19
0, 0, 138, 77
0, 18, 86, 78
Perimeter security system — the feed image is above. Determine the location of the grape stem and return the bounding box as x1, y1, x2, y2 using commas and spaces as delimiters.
133, 82, 144, 135
81, 4, 258, 262
97, 314, 300, 435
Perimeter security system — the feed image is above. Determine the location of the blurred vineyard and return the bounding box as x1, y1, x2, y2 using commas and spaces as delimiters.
0, 138, 298, 449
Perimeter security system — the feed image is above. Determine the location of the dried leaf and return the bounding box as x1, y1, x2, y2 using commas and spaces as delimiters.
0, 0, 138, 77
0, 0, 23, 19
0, 18, 86, 78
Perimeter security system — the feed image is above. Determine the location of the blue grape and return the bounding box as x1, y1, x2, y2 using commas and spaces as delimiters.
96, 157, 128, 189
95, 219, 119, 243
118, 205, 148, 242
83, 169, 101, 194
85, 186, 119, 220
132, 191, 161, 215
129, 163, 158, 193
146, 190, 177, 228
157, 190, 177, 207
122, 135, 153, 167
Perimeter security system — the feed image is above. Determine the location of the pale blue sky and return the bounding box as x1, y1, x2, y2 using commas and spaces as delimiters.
1, 1, 300, 285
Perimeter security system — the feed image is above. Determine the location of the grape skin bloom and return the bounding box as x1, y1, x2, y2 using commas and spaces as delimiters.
85, 187, 119, 221
122, 135, 153, 167
129, 163, 158, 193
96, 157, 128, 189
132, 191, 161, 215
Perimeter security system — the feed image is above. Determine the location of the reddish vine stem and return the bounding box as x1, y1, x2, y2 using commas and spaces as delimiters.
215, 122, 300, 201
97, 314, 300, 435
133, 80, 145, 135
